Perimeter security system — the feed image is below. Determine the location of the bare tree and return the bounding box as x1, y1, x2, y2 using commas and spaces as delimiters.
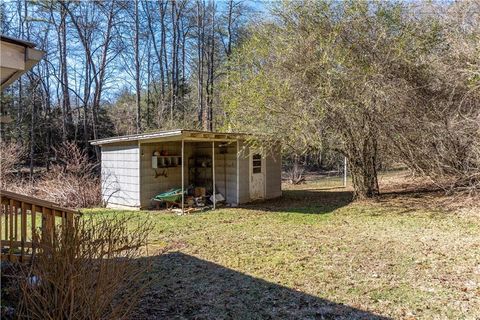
205, 0, 215, 131
196, 0, 205, 128
61, 0, 120, 158
134, 0, 141, 133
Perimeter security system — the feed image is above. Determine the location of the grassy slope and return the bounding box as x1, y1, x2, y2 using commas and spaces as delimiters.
83, 179, 480, 319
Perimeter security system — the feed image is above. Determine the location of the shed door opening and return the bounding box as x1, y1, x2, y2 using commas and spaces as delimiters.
250, 153, 265, 200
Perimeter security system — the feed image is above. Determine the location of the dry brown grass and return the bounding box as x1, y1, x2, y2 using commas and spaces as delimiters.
375, 170, 480, 214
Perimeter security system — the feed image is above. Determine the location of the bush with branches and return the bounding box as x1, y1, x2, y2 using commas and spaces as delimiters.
0, 141, 25, 189
11, 215, 153, 319
37, 142, 101, 208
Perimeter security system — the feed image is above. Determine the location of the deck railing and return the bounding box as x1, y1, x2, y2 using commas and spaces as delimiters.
0, 189, 79, 263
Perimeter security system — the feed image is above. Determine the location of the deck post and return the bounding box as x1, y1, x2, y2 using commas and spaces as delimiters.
181, 139, 185, 214
212, 141, 216, 210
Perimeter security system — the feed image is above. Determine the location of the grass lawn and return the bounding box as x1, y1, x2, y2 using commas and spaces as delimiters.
83, 176, 480, 319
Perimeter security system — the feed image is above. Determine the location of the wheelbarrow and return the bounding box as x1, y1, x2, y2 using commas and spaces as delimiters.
152, 188, 184, 209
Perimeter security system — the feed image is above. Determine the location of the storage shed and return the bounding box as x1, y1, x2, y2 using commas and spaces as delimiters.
90, 130, 282, 211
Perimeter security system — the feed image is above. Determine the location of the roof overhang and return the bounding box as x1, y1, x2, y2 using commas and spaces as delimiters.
1, 35, 45, 91
90, 129, 249, 146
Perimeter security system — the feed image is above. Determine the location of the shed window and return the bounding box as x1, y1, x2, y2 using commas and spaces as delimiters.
252, 154, 262, 173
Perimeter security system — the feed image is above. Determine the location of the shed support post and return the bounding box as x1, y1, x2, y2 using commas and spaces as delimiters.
181, 139, 185, 214
212, 141, 216, 210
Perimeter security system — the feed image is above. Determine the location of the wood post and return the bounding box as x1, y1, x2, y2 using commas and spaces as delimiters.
21, 202, 26, 261
32, 204, 36, 256
14, 201, 18, 242
42, 207, 54, 245
9, 199, 14, 261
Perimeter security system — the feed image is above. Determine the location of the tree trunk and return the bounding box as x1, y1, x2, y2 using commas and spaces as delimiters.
226, 0, 233, 57
347, 135, 379, 199
29, 90, 35, 180
205, 1, 215, 131
82, 50, 90, 149
135, 0, 141, 133
145, 0, 166, 125
42, 58, 52, 171
170, 0, 177, 121
59, 5, 71, 140
146, 40, 152, 129
161, 2, 168, 104
16, 1, 24, 142
197, 0, 205, 127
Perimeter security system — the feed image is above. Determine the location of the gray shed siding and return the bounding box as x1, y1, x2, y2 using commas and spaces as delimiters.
237, 142, 250, 204
213, 142, 238, 204
265, 145, 282, 199
139, 142, 186, 208
101, 144, 140, 208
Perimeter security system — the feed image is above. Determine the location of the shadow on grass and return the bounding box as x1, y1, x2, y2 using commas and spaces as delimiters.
242, 189, 354, 215
136, 252, 389, 319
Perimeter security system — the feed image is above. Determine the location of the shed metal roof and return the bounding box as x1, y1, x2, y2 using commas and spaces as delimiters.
90, 129, 248, 146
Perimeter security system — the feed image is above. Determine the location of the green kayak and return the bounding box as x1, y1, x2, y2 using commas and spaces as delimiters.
153, 188, 183, 203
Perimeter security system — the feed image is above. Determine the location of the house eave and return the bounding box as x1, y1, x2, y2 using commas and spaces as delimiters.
1, 35, 45, 91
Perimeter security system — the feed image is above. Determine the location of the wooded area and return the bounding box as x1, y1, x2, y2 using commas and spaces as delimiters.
1, 0, 479, 200
222, 1, 480, 198
2, 2, 480, 319
1, 0, 250, 162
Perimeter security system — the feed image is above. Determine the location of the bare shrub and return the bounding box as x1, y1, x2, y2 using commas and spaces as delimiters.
375, 1, 480, 196
38, 142, 101, 208
285, 154, 305, 185
387, 105, 480, 194
16, 215, 153, 319
0, 141, 25, 189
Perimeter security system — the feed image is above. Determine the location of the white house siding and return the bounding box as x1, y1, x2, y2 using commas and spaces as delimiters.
265, 145, 282, 199
101, 144, 140, 208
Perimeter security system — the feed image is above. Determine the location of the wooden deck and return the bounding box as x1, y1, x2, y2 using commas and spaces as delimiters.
0, 189, 79, 263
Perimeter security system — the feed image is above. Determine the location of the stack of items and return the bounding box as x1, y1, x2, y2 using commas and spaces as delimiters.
152, 186, 225, 212
183, 187, 205, 206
